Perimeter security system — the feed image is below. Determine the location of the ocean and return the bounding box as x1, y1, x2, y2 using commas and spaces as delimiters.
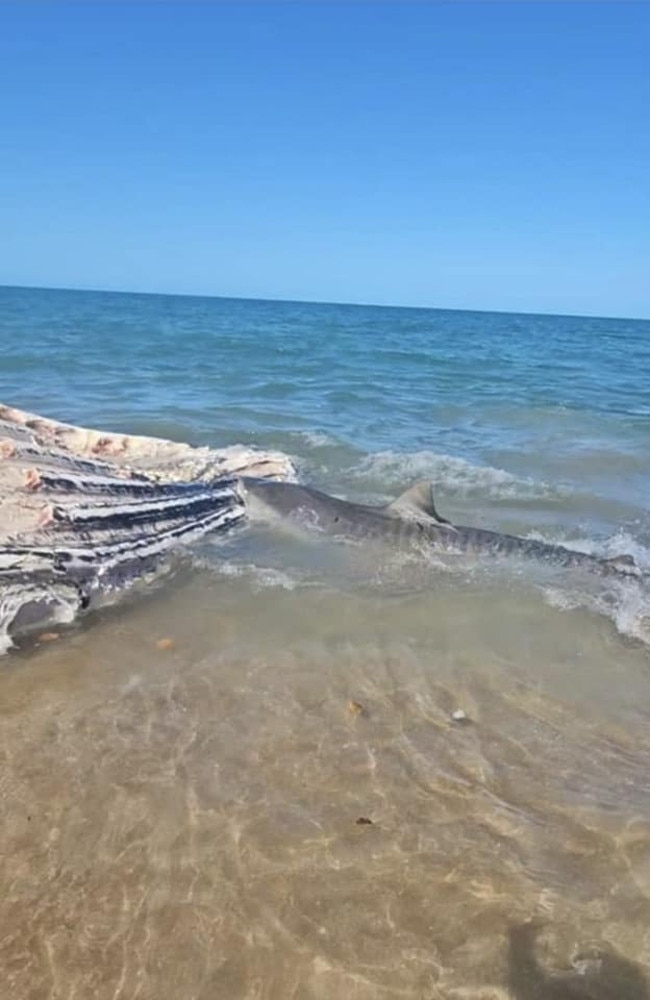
2, 284, 650, 998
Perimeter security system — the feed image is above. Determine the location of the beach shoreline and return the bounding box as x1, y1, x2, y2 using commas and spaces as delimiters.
1, 294, 649, 994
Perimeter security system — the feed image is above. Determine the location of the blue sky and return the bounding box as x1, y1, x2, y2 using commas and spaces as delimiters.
1, 2, 649, 317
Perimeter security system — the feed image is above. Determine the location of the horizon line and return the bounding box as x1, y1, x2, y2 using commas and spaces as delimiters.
1, 281, 648, 325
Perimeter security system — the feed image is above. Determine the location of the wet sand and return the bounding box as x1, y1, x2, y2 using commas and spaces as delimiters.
2, 566, 650, 999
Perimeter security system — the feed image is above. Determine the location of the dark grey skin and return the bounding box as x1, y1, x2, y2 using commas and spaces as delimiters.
240, 477, 641, 580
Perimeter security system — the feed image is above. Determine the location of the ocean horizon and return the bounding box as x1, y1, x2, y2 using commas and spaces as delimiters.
4, 280, 650, 323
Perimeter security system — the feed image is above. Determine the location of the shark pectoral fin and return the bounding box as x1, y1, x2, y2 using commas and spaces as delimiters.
385, 480, 456, 528
604, 554, 640, 576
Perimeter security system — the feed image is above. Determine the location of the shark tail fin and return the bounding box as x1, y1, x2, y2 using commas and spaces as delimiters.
385, 480, 454, 527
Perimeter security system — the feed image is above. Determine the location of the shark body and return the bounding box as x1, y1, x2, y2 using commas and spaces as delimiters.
240, 477, 640, 579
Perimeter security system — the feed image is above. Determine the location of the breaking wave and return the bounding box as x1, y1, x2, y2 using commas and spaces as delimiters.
293, 430, 339, 449
203, 559, 300, 592
544, 581, 650, 646
346, 448, 571, 502
525, 527, 650, 573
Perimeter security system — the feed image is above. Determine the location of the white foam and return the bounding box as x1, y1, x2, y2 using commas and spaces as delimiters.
530, 524, 650, 644
544, 579, 650, 646
0, 628, 13, 655
0, 583, 81, 654
525, 528, 650, 572
349, 449, 569, 501
296, 431, 337, 448
209, 560, 299, 591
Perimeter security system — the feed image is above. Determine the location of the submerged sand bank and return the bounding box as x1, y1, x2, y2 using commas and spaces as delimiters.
0, 404, 295, 649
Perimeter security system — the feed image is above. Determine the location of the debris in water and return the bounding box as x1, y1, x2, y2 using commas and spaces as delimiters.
156, 637, 175, 651
348, 700, 367, 717
355, 816, 374, 826
451, 709, 471, 724
38, 632, 60, 642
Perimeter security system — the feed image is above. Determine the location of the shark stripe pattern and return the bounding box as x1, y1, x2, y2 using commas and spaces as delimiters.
239, 477, 642, 579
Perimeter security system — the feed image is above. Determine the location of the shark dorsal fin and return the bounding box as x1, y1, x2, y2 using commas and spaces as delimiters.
385, 480, 453, 526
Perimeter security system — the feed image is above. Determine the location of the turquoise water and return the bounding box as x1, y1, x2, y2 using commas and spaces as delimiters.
2, 284, 650, 513
3, 285, 650, 998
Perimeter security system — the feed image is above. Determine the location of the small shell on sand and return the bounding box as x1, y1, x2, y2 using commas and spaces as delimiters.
451, 708, 471, 724
348, 700, 367, 717
38, 632, 60, 642
355, 816, 374, 826
155, 637, 175, 651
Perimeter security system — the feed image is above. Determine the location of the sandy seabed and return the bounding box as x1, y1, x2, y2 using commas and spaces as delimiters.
2, 561, 650, 999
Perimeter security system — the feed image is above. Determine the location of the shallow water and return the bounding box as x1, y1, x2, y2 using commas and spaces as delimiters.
2, 286, 650, 997
3, 567, 650, 998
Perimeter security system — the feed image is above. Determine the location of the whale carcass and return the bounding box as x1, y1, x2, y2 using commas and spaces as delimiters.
0, 404, 295, 651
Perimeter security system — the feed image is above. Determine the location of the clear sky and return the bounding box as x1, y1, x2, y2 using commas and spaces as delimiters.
1, 2, 649, 317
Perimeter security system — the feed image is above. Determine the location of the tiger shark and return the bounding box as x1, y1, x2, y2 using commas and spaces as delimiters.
239, 477, 641, 579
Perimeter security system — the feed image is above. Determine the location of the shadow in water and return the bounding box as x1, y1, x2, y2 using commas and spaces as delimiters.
507, 922, 649, 1000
